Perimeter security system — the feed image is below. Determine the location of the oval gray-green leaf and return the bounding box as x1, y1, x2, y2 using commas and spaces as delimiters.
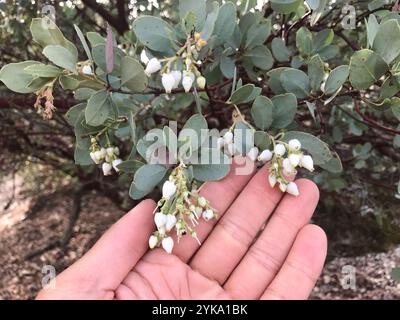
280, 68, 311, 99
324, 65, 349, 94
43, 45, 78, 72
271, 93, 298, 128
372, 19, 400, 64
121, 56, 147, 92
132, 16, 175, 54
349, 49, 388, 90
133, 164, 167, 193
0, 61, 43, 93
251, 95, 274, 130
85, 90, 110, 126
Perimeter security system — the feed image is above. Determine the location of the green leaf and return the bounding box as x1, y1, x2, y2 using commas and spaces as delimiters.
74, 24, 93, 61
117, 160, 144, 173
245, 45, 274, 70
92, 44, 123, 76
131, 164, 167, 199
132, 16, 175, 54
280, 68, 311, 98
200, 1, 220, 41
254, 131, 272, 150
24, 64, 61, 78
380, 76, 400, 100
310, 0, 327, 26
179, 114, 208, 152
245, 21, 271, 50
229, 84, 255, 104
74, 88, 96, 101
373, 19, 400, 64
282, 131, 333, 165
0, 61, 45, 93
192, 148, 230, 181
296, 27, 313, 56
319, 152, 343, 173
74, 143, 93, 166
212, 2, 236, 46
179, 0, 207, 31
267, 67, 289, 94
270, 0, 302, 14
312, 29, 334, 53
85, 90, 111, 126
59, 75, 80, 90
43, 45, 78, 72
392, 99, 400, 121
271, 38, 291, 62
30, 17, 77, 56
65, 103, 86, 126
220, 55, 236, 79
349, 49, 388, 90
271, 93, 297, 128
251, 96, 274, 130
308, 55, 325, 92
324, 65, 349, 94
86, 32, 105, 46
120, 56, 147, 92
366, 14, 379, 49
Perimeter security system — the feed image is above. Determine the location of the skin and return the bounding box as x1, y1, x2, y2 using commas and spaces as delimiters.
37, 159, 327, 300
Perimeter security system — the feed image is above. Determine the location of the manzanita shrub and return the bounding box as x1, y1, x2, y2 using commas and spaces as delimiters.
1, 0, 400, 253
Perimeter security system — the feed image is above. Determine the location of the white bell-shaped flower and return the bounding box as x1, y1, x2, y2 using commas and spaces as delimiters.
162, 237, 174, 254
170, 70, 182, 88
140, 50, 150, 65
90, 152, 100, 164
279, 182, 287, 192
162, 180, 177, 199
226, 142, 236, 156
300, 155, 314, 172
148, 235, 158, 249
82, 65, 93, 75
223, 131, 234, 144
216, 137, 225, 149
286, 181, 300, 196
288, 139, 301, 151
268, 173, 277, 188
145, 58, 161, 75
247, 147, 259, 161
112, 159, 122, 172
100, 147, 107, 158
274, 144, 286, 156
288, 153, 301, 167
154, 212, 167, 228
196, 76, 206, 89
165, 214, 177, 232
282, 158, 295, 175
258, 149, 272, 162
106, 147, 114, 157
182, 72, 195, 92
202, 209, 214, 221
162, 72, 175, 93
102, 162, 112, 176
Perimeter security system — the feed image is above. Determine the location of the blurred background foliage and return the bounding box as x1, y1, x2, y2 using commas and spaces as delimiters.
0, 0, 400, 261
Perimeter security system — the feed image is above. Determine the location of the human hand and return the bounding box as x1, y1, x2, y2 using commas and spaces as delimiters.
36, 160, 327, 300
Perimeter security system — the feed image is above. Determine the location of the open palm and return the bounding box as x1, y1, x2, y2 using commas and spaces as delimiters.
37, 160, 327, 300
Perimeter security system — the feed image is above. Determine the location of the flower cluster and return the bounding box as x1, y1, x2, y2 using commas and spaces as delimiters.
149, 163, 216, 254
218, 131, 314, 196
216, 131, 237, 156
89, 138, 122, 176
33, 86, 55, 119
141, 32, 207, 94
256, 139, 314, 196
